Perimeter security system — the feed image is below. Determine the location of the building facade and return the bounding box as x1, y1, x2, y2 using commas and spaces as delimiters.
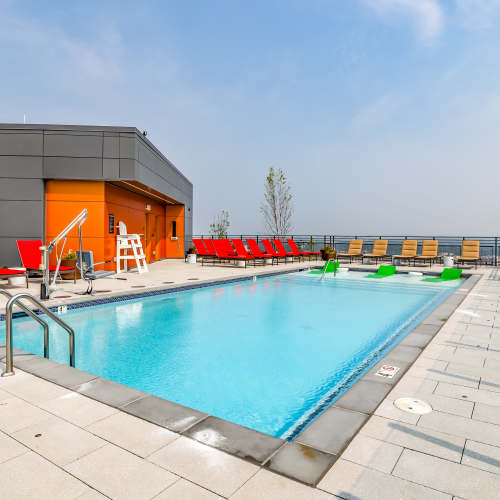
0, 124, 193, 269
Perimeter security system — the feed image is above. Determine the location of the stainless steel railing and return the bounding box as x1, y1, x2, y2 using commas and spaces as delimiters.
1, 292, 75, 376
0, 290, 50, 361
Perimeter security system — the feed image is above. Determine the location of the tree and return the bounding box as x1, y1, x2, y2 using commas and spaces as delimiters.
209, 210, 230, 238
261, 167, 293, 235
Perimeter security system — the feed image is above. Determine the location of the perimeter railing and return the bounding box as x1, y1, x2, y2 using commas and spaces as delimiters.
187, 234, 499, 266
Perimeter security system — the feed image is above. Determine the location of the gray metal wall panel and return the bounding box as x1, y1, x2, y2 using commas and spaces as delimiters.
0, 132, 43, 156
44, 133, 103, 157
119, 135, 136, 159
119, 158, 135, 178
103, 159, 119, 178
103, 136, 119, 158
44, 157, 103, 178
135, 164, 188, 205
0, 237, 26, 267
0, 156, 43, 178
136, 142, 192, 196
0, 179, 43, 201
0, 201, 44, 236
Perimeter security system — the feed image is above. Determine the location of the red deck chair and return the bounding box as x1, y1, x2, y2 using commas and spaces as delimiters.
17, 240, 76, 283
0, 268, 28, 287
192, 239, 215, 266
212, 240, 254, 268
287, 239, 320, 261
246, 239, 278, 264
262, 239, 287, 262
219, 239, 238, 256
192, 239, 212, 256
232, 239, 269, 266
203, 239, 217, 256
273, 239, 299, 260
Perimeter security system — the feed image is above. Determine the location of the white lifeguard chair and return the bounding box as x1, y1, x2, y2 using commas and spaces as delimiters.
116, 221, 148, 274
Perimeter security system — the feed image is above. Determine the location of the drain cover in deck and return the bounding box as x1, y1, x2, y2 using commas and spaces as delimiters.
394, 398, 432, 415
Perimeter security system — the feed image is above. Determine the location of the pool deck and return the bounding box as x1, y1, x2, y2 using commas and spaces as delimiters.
2, 260, 500, 499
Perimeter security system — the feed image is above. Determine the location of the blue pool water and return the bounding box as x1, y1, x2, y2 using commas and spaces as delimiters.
1, 271, 461, 438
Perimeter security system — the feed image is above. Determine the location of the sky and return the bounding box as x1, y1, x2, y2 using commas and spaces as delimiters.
1, 0, 500, 235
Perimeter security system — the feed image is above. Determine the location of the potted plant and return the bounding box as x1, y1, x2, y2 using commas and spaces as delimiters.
61, 250, 80, 279
321, 245, 336, 261
187, 246, 197, 264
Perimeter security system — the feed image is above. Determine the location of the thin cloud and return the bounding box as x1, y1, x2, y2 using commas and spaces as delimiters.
455, 0, 500, 30
351, 94, 400, 129
363, 0, 444, 42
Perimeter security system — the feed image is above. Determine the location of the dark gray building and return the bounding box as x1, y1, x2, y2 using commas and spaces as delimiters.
0, 124, 193, 267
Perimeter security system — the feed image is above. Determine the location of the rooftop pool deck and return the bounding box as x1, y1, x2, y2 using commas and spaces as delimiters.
1, 260, 499, 499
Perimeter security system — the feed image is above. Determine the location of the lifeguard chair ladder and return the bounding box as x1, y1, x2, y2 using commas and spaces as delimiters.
116, 222, 148, 274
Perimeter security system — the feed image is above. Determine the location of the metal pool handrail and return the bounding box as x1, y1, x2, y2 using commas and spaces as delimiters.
320, 259, 337, 280
2, 293, 75, 376
0, 290, 50, 364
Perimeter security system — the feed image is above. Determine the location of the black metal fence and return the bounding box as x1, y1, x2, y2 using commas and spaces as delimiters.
188, 234, 499, 266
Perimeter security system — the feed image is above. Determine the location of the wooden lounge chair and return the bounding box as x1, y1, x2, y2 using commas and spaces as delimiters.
455, 240, 480, 268
392, 240, 418, 265
362, 240, 389, 264
414, 240, 439, 267
337, 239, 363, 263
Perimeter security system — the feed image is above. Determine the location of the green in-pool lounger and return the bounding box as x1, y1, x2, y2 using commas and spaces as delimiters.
309, 261, 340, 274
366, 265, 396, 278
422, 268, 462, 282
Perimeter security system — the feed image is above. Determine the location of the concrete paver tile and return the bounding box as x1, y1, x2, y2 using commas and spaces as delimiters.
318, 458, 451, 500
231, 469, 335, 500
340, 434, 402, 474
39, 391, 119, 427
0, 451, 89, 499
12, 415, 107, 466
362, 415, 465, 462
148, 436, 258, 498
65, 443, 177, 500
393, 448, 500, 500
87, 411, 178, 458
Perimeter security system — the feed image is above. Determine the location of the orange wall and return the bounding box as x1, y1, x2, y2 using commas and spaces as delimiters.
105, 183, 166, 265
165, 205, 185, 258
45, 180, 185, 271
45, 180, 106, 266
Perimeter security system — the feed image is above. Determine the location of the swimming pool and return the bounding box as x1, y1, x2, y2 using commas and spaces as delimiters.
1, 271, 461, 438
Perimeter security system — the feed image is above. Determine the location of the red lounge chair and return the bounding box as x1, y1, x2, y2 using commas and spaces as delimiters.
17, 240, 76, 283
246, 239, 278, 264
203, 239, 217, 256
219, 239, 238, 256
262, 239, 287, 262
232, 239, 271, 266
273, 239, 300, 261
0, 268, 28, 287
287, 239, 320, 261
211, 240, 254, 268
192, 239, 213, 257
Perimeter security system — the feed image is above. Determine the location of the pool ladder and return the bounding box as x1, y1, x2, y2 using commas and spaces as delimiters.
320, 258, 337, 280
1, 290, 75, 376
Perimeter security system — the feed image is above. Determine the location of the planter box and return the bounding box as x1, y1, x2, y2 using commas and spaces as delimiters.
60, 259, 79, 279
